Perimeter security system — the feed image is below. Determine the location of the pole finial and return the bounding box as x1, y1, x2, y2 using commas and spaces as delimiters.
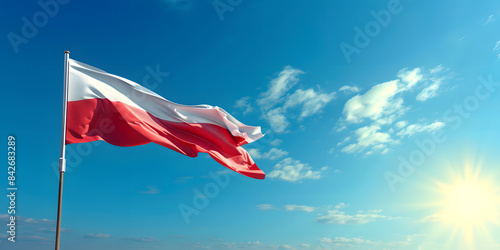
64, 50, 70, 54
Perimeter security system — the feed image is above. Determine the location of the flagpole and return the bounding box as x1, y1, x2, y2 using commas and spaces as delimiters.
55, 50, 70, 250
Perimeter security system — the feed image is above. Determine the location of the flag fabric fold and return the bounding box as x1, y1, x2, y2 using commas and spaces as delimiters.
66, 59, 265, 179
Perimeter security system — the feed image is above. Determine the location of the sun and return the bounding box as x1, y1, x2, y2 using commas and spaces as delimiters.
429, 161, 500, 247
443, 181, 495, 225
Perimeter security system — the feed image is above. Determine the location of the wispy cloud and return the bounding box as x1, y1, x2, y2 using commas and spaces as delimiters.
125, 237, 160, 242
247, 147, 288, 160
416, 78, 442, 101
398, 67, 424, 90
337, 66, 450, 155
256, 204, 275, 210
257, 204, 316, 212
320, 236, 378, 245
175, 176, 193, 183
218, 240, 307, 249
283, 88, 336, 118
38, 227, 75, 233
262, 107, 289, 133
17, 235, 51, 241
318, 235, 421, 249
283, 205, 316, 212
342, 80, 405, 124
85, 233, 110, 239
429, 64, 444, 74
484, 14, 495, 24
394, 120, 408, 129
341, 125, 394, 155
417, 214, 442, 223
219, 241, 266, 248
0, 214, 54, 224
255, 66, 335, 133
234, 96, 253, 115
268, 158, 327, 182
396, 121, 445, 137
139, 186, 160, 194
339, 85, 360, 94
257, 66, 304, 110
270, 139, 282, 146
494, 40, 500, 58
0, 214, 77, 241
315, 203, 396, 224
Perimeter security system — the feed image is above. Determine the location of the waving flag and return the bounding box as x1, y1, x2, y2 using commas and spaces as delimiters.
65, 59, 265, 179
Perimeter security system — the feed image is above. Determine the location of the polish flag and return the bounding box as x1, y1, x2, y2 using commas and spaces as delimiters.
66, 59, 265, 179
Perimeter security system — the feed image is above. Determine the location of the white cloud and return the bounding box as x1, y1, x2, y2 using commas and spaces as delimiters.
0, 214, 79, 240
268, 158, 327, 182
85, 233, 110, 239
341, 125, 394, 154
257, 204, 316, 212
257, 66, 334, 133
418, 214, 442, 223
139, 186, 160, 194
416, 79, 442, 101
267, 148, 288, 160
334, 202, 346, 209
320, 236, 377, 245
396, 121, 445, 137
257, 66, 304, 110
315, 203, 395, 224
257, 204, 275, 210
339, 85, 360, 94
263, 88, 335, 132
219, 240, 306, 249
0, 214, 53, 225
220, 241, 265, 248
284, 89, 336, 118
336, 136, 351, 146
234, 96, 253, 115
263, 108, 289, 133
397, 67, 423, 90
338, 66, 451, 155
343, 80, 404, 124
17, 235, 50, 241
247, 147, 289, 160
38, 227, 75, 233
484, 14, 495, 24
126, 237, 160, 242
394, 120, 408, 129
270, 139, 282, 146
283, 205, 316, 212
494, 40, 500, 58
429, 64, 444, 74
318, 235, 425, 249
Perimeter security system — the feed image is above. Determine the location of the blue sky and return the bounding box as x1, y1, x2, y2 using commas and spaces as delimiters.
2, 0, 500, 249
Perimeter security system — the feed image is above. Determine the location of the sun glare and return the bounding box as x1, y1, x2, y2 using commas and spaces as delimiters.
442, 179, 496, 225
428, 161, 500, 248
